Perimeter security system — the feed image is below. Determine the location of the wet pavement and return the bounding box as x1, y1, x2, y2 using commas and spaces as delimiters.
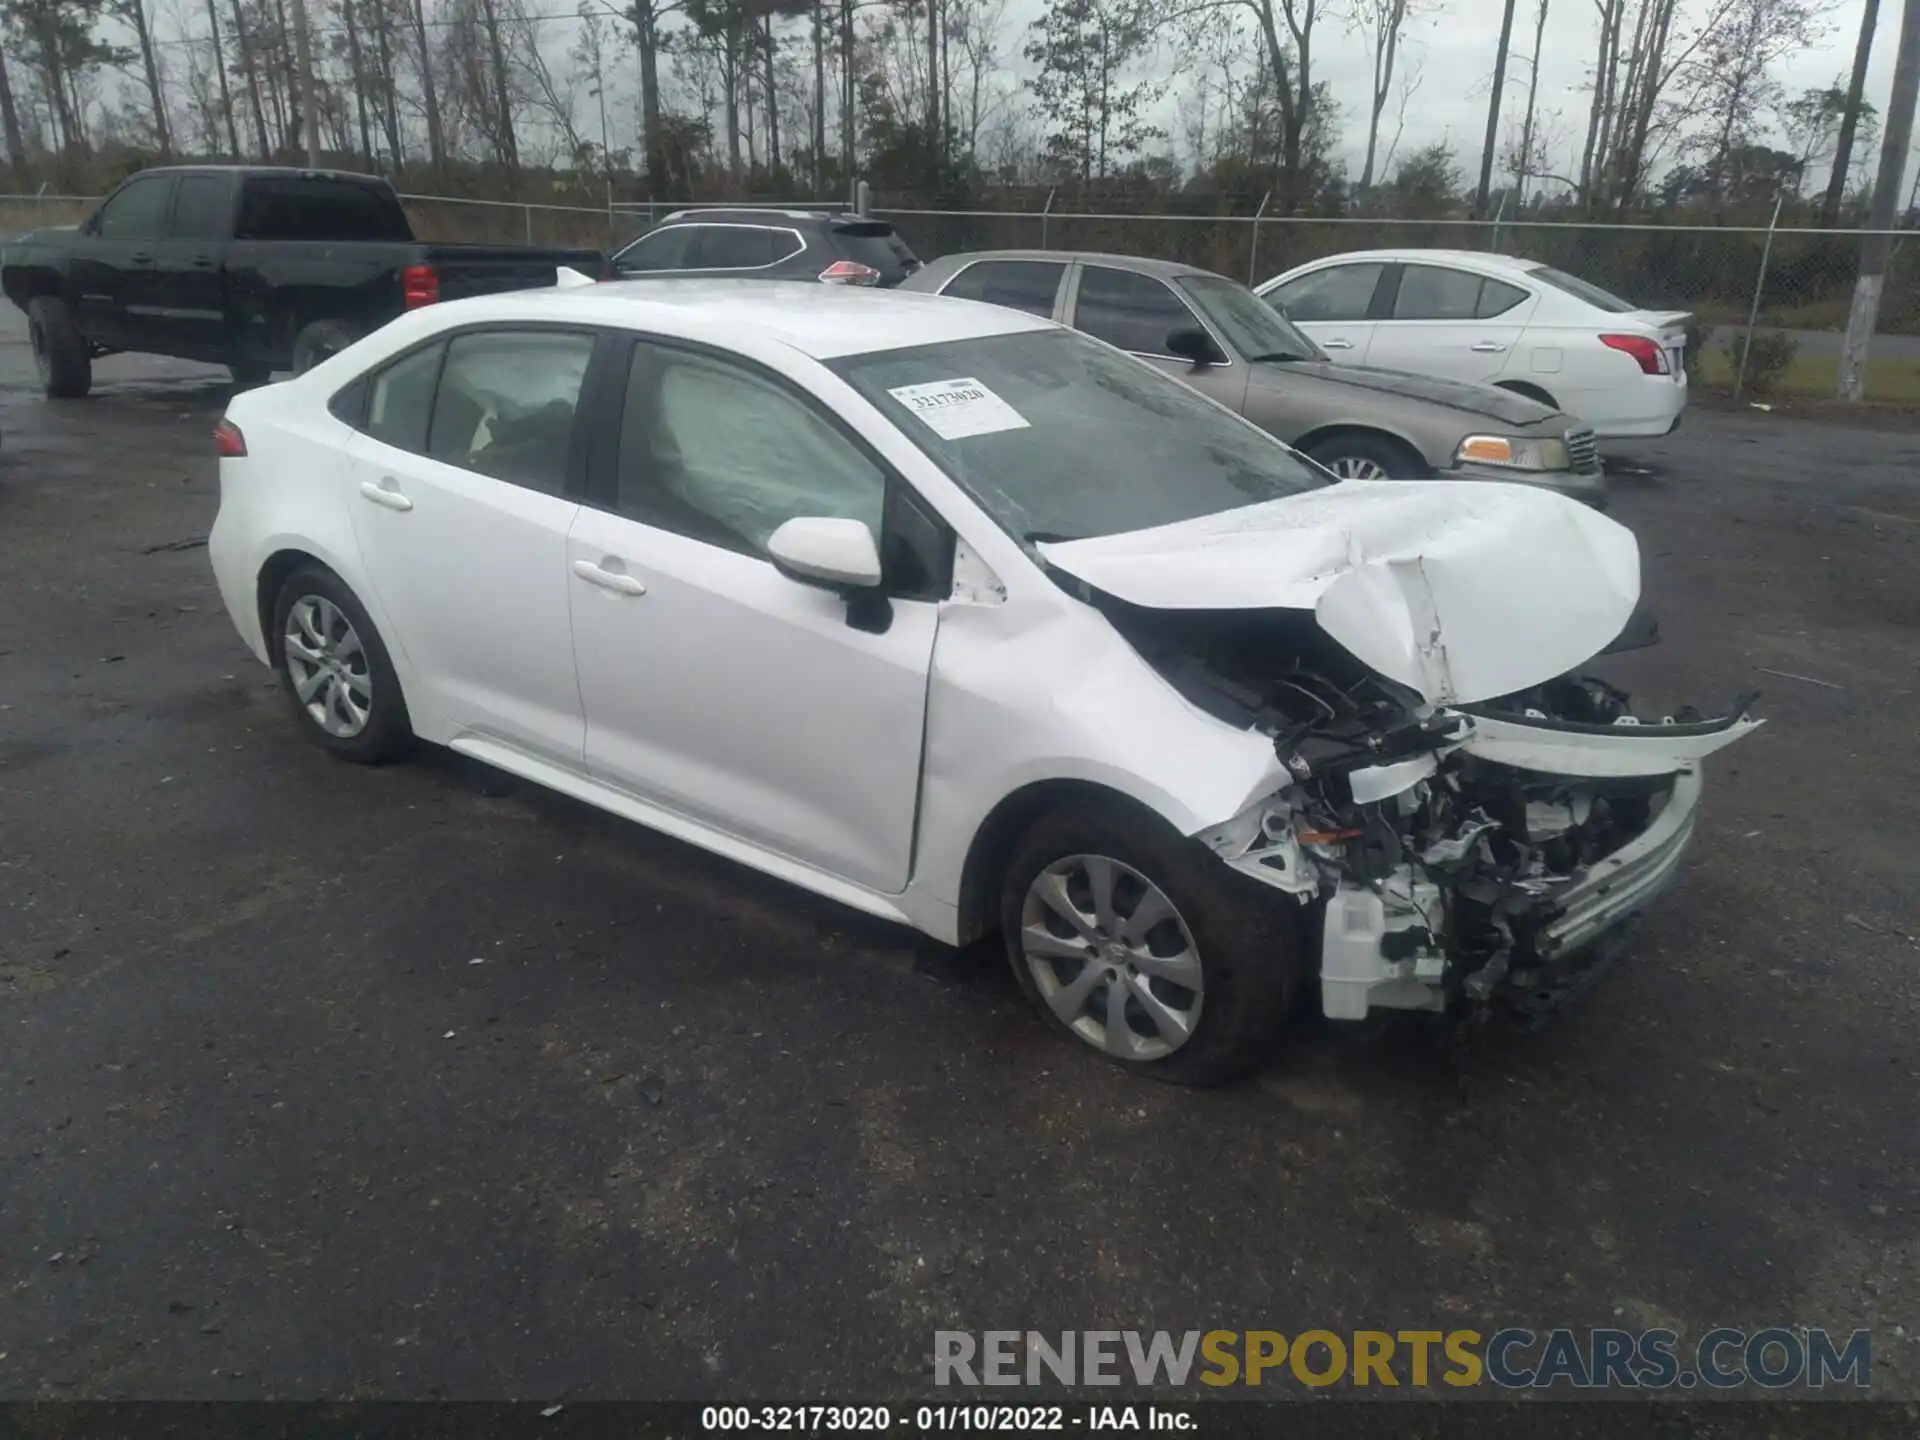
1, 305, 1917, 1403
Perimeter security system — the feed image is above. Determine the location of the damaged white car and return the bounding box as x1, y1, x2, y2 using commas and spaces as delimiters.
208, 280, 1761, 1085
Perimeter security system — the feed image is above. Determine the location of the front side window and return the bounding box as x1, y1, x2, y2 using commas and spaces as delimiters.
615, 344, 886, 555
1269, 263, 1383, 323
365, 342, 445, 453
943, 260, 1065, 319
424, 330, 595, 493
828, 328, 1328, 545
96, 177, 174, 240
1073, 266, 1202, 356
614, 227, 694, 273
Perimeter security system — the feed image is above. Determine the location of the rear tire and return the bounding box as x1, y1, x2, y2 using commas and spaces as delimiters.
271, 565, 414, 765
1304, 432, 1429, 482
291, 318, 363, 375
27, 295, 92, 399
998, 795, 1303, 1086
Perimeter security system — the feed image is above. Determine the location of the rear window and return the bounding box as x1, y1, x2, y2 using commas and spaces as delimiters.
1529, 265, 1636, 314
235, 176, 412, 242
831, 222, 920, 281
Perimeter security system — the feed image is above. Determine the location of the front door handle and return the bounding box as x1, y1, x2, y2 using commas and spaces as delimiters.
191, 255, 215, 268
359, 478, 414, 512
573, 559, 647, 596
129, 252, 154, 264
1321, 337, 1355, 350
1471, 341, 1509, 353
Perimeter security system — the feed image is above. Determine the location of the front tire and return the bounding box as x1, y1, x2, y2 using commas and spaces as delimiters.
271, 566, 414, 764
998, 796, 1303, 1086
27, 295, 92, 399
1304, 432, 1429, 481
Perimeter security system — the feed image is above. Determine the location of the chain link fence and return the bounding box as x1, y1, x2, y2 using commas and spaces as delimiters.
6, 185, 1915, 402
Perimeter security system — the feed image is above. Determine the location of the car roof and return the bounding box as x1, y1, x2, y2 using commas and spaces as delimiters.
654, 208, 846, 227
122, 164, 391, 184
1293, 247, 1545, 273
438, 278, 1054, 360
930, 249, 1227, 282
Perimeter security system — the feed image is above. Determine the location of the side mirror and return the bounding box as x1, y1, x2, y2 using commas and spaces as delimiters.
767, 516, 893, 633
1166, 327, 1225, 368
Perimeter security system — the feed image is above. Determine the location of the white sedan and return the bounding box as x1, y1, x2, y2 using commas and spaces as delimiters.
208, 279, 1757, 1084
1257, 249, 1691, 440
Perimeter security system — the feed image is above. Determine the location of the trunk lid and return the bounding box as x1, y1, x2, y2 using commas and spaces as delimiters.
1039, 480, 1641, 706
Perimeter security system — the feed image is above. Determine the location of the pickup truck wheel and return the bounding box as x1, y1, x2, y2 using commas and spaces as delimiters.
229, 362, 274, 390
271, 566, 414, 764
998, 796, 1302, 1086
291, 319, 363, 374
27, 296, 92, 399
1304, 432, 1428, 481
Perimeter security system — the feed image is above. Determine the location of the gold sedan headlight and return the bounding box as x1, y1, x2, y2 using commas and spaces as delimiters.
1455, 435, 1571, 471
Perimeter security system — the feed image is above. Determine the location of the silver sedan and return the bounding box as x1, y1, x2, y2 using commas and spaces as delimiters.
902, 250, 1607, 506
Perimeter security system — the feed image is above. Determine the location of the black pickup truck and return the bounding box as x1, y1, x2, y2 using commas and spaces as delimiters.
2, 165, 605, 397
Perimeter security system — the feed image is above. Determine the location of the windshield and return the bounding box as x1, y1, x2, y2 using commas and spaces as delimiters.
827, 328, 1329, 544
1178, 274, 1322, 361
1530, 265, 1636, 314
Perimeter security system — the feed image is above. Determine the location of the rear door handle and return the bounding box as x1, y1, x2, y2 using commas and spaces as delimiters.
1321, 338, 1355, 350
359, 478, 414, 512
1471, 341, 1509, 353
129, 252, 154, 264
191, 256, 215, 268
573, 559, 647, 596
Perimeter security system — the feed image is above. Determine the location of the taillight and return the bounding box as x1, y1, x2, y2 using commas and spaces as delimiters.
402, 264, 440, 309
214, 419, 247, 457
1599, 333, 1668, 375
819, 260, 883, 287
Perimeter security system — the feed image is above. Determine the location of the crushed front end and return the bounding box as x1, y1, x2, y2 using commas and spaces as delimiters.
1113, 606, 1763, 1023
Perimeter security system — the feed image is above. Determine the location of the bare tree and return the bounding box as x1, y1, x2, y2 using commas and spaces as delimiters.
0, 38, 31, 173
1344, 0, 1427, 191
1509, 0, 1548, 204
1686, 0, 1835, 202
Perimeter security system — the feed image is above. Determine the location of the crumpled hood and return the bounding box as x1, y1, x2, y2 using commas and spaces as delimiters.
1039, 480, 1641, 706
1281, 361, 1558, 427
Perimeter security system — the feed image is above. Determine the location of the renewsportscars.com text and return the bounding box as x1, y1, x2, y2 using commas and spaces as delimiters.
934, 1328, 1872, 1391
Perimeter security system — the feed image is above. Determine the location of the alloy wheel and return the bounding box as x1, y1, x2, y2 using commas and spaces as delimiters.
284, 594, 374, 738
1327, 455, 1391, 481
1019, 854, 1204, 1061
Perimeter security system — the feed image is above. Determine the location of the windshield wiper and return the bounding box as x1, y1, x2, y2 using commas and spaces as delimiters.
1023, 530, 1082, 545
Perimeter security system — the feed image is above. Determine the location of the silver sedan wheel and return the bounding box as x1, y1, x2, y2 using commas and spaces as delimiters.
283, 594, 373, 738
1326, 454, 1391, 481
1019, 854, 1204, 1062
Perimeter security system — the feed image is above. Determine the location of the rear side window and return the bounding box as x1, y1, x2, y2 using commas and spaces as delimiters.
235, 177, 411, 241
943, 260, 1064, 318
366, 342, 445, 453
1268, 263, 1383, 323
685, 226, 780, 269
831, 222, 920, 281
169, 175, 233, 240
1392, 265, 1486, 320
426, 330, 595, 494
95, 176, 174, 240
1477, 278, 1531, 318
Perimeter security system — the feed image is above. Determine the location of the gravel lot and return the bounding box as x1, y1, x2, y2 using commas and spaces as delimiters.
1, 302, 1917, 1405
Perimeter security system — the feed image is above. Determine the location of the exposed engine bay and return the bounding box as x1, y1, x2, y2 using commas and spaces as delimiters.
1095, 598, 1764, 1021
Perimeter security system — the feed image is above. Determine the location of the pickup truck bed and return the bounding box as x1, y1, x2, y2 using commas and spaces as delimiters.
2, 166, 604, 397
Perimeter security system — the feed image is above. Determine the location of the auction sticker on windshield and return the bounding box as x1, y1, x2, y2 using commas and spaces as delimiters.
887, 378, 1031, 439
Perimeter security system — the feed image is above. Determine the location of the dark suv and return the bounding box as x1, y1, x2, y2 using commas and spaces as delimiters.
608, 209, 922, 287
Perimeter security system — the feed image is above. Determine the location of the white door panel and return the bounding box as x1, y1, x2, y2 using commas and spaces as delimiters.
345, 435, 584, 761
567, 508, 937, 894
1367, 320, 1529, 383
1296, 320, 1374, 362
